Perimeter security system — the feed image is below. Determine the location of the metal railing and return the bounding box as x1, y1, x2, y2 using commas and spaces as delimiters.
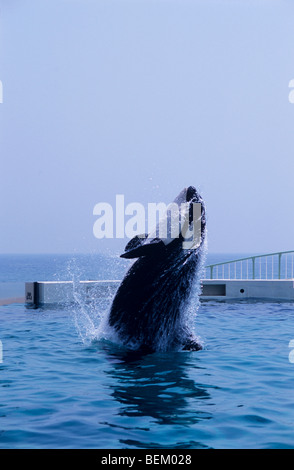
204, 250, 294, 280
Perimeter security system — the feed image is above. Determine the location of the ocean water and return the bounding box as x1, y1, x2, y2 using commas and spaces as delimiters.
1, 254, 294, 449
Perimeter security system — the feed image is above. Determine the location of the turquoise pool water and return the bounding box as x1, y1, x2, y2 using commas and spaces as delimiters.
1, 254, 294, 448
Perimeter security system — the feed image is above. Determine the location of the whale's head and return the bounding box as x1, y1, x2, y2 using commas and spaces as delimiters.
120, 186, 206, 259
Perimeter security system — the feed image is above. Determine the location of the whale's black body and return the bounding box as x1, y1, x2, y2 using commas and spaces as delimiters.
108, 186, 206, 352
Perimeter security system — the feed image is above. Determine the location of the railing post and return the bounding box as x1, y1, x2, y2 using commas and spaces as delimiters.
210, 266, 213, 279
252, 257, 255, 279
278, 253, 282, 279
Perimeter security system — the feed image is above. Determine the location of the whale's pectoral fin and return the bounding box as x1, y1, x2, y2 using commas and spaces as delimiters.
120, 234, 167, 259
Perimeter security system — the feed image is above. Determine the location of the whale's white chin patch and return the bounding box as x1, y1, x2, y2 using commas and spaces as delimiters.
120, 186, 203, 258
147, 187, 201, 249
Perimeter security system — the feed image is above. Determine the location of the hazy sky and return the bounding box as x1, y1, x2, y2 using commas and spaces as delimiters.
1, 0, 294, 255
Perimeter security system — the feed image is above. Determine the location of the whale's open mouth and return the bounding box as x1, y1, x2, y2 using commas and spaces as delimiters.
120, 186, 206, 259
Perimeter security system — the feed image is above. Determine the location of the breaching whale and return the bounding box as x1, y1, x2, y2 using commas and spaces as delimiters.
108, 186, 206, 352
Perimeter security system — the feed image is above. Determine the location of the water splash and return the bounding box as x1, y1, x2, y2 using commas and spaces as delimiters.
65, 257, 119, 346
